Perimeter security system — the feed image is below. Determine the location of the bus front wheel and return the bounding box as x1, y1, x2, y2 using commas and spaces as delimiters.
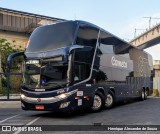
91, 91, 104, 112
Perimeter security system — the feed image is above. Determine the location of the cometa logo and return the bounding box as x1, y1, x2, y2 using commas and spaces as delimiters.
111, 56, 127, 68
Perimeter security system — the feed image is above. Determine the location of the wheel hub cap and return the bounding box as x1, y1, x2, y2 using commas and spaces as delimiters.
106, 94, 113, 106
92, 95, 102, 109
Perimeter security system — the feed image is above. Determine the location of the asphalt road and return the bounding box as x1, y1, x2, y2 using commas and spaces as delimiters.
0, 97, 160, 134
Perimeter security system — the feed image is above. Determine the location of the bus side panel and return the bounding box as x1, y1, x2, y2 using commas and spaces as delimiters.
129, 48, 153, 94
94, 53, 134, 101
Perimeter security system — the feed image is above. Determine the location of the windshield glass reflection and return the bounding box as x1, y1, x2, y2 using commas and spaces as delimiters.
24, 58, 68, 89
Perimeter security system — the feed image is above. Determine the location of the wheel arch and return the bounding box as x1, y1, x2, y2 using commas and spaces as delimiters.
108, 87, 115, 95
95, 87, 105, 96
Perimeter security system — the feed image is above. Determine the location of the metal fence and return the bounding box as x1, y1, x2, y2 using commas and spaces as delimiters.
0, 72, 22, 101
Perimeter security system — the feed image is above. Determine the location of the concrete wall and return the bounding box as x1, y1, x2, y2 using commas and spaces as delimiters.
0, 30, 29, 50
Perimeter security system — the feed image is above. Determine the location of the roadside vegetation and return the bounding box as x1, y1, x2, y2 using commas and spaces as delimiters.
0, 38, 23, 95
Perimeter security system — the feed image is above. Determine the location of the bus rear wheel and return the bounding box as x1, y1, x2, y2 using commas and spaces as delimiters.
140, 89, 145, 101
105, 92, 114, 108
144, 88, 148, 100
91, 91, 104, 112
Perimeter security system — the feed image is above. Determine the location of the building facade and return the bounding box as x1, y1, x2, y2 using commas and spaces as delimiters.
153, 60, 160, 77
0, 7, 65, 49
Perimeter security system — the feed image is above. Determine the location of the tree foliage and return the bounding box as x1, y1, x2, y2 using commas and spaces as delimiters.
0, 38, 24, 94
0, 38, 23, 73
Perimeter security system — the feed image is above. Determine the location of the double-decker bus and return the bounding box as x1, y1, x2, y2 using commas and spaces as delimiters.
8, 20, 153, 112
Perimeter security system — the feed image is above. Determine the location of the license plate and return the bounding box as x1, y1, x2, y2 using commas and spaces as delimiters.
36, 105, 44, 110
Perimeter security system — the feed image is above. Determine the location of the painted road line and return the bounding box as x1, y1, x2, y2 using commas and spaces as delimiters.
26, 117, 41, 126
0, 114, 21, 124
13, 117, 41, 134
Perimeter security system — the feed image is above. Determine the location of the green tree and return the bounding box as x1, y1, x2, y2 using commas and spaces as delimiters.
0, 38, 22, 73
0, 38, 23, 94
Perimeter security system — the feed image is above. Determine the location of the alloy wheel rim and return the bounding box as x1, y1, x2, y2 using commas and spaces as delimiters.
105, 94, 113, 106
92, 95, 102, 110
145, 91, 147, 97
142, 91, 145, 99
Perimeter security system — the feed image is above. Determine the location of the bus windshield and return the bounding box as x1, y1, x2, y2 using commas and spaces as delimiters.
26, 21, 77, 52
23, 57, 69, 89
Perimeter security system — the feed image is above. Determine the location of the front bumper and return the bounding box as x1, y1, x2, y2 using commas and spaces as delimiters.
21, 98, 76, 112
21, 89, 92, 112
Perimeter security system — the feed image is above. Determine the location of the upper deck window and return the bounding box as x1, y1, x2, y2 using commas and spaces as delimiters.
98, 30, 131, 57
99, 30, 114, 54
76, 24, 99, 48
26, 21, 77, 52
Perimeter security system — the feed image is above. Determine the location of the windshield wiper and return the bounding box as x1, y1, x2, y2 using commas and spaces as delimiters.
62, 81, 70, 86
44, 82, 63, 88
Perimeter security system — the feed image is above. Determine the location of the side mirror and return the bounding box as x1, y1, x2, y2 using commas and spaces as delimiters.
69, 45, 84, 54
7, 52, 24, 71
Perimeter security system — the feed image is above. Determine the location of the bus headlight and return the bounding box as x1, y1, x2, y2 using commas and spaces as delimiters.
57, 89, 78, 100
59, 94, 67, 99
21, 94, 25, 99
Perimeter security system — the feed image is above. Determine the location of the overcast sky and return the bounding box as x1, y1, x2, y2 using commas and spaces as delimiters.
0, 0, 160, 60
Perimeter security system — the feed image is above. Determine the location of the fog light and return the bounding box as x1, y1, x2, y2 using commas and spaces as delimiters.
60, 102, 70, 109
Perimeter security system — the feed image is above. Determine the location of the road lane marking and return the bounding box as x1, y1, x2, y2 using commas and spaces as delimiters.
0, 114, 21, 123
13, 117, 41, 134
26, 117, 41, 126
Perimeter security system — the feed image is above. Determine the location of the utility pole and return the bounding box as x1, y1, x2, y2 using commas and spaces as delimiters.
134, 28, 145, 38
143, 17, 160, 29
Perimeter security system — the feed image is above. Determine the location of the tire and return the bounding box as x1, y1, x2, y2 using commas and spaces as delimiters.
105, 92, 114, 109
91, 91, 104, 112
144, 89, 148, 100
140, 89, 145, 101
